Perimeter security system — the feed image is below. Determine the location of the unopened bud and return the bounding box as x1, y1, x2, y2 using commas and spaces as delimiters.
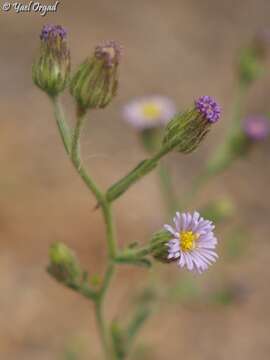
32, 25, 71, 97
162, 96, 221, 154
70, 40, 122, 111
47, 242, 82, 284
150, 229, 172, 263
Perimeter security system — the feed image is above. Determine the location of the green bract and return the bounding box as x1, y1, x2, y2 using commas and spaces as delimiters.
70, 41, 121, 111
32, 30, 70, 97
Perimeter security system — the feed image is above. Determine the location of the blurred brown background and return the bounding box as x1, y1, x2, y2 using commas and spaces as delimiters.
1, 0, 270, 359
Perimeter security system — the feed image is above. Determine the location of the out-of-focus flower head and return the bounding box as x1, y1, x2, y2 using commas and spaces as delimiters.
33, 24, 71, 97
243, 115, 270, 141
163, 211, 218, 274
123, 96, 176, 130
70, 40, 122, 112
207, 115, 269, 176
162, 96, 221, 154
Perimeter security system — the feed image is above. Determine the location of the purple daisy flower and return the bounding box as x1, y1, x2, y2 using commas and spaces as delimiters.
195, 96, 221, 123
123, 96, 176, 130
243, 115, 270, 141
164, 211, 218, 274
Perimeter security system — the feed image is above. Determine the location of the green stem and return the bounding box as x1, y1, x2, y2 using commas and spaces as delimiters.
115, 244, 152, 262
102, 203, 117, 260
66, 280, 98, 301
71, 108, 86, 165
52, 97, 105, 206
99, 263, 115, 299
94, 264, 115, 360
52, 96, 72, 154
228, 82, 248, 135
106, 144, 172, 203
51, 97, 118, 359
180, 171, 211, 210
94, 300, 111, 360
158, 162, 178, 215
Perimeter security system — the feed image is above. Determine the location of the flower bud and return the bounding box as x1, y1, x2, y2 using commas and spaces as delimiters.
47, 242, 82, 284
32, 25, 71, 97
150, 229, 173, 263
70, 40, 122, 111
162, 96, 221, 154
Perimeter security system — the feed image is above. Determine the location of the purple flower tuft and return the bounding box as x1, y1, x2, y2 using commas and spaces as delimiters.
164, 211, 218, 274
95, 40, 122, 67
40, 24, 67, 41
195, 96, 221, 123
243, 115, 270, 140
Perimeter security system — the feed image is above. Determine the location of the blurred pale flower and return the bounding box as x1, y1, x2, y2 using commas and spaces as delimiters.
243, 115, 270, 140
164, 211, 218, 274
123, 96, 176, 129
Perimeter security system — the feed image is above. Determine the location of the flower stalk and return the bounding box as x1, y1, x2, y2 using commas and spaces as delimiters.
33, 25, 224, 360
50, 96, 117, 359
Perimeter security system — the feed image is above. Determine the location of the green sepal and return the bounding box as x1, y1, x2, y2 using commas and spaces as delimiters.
70, 55, 118, 111
162, 109, 211, 154
32, 35, 71, 97
150, 229, 172, 263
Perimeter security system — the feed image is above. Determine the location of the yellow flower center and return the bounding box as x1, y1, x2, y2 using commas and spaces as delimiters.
142, 103, 161, 120
180, 231, 198, 252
